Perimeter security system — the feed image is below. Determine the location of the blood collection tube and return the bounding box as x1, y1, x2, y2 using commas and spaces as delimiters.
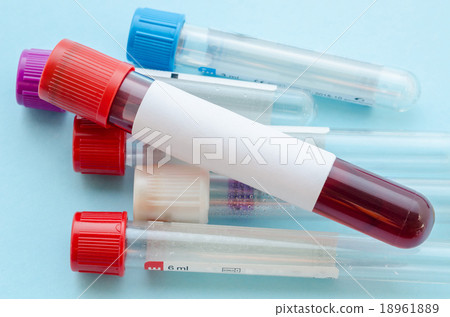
71, 117, 450, 224
127, 8, 420, 111
38, 39, 434, 248
70, 211, 450, 284
16, 49, 315, 125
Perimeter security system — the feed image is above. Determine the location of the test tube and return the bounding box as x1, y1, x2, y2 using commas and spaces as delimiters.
38, 39, 434, 248
127, 8, 420, 111
133, 167, 450, 225
16, 49, 315, 125
70, 211, 450, 284
276, 126, 450, 179
72, 117, 450, 180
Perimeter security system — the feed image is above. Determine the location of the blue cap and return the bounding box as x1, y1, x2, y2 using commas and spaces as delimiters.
127, 8, 185, 71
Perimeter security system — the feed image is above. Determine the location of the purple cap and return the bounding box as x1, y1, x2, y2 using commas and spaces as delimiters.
16, 49, 65, 112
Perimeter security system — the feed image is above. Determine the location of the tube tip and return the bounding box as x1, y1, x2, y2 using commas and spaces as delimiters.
271, 90, 316, 125
395, 194, 435, 249
376, 67, 421, 112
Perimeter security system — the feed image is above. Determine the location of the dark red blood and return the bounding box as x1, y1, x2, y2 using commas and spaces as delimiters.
314, 158, 434, 248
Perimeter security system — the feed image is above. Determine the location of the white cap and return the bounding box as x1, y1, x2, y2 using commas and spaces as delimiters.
133, 165, 210, 223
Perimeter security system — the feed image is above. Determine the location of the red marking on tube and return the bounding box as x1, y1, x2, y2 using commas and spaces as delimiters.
145, 261, 164, 271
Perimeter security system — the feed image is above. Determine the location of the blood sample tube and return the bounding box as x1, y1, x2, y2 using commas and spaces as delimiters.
70, 211, 450, 284
38, 39, 434, 248
16, 49, 315, 125
127, 8, 420, 111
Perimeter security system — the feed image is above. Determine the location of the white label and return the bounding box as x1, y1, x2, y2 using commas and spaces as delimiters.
132, 80, 336, 211
144, 260, 338, 279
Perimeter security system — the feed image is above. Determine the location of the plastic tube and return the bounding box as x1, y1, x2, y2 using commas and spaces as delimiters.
72, 118, 450, 180
134, 69, 315, 125
38, 39, 434, 248
277, 126, 450, 179
16, 49, 315, 125
70, 211, 450, 284
126, 8, 420, 111
133, 167, 450, 225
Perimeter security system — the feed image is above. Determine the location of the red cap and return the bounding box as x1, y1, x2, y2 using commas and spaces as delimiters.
73, 116, 127, 175
70, 211, 128, 276
38, 39, 134, 127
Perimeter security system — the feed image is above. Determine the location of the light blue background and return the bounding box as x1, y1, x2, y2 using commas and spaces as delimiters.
1, 0, 449, 298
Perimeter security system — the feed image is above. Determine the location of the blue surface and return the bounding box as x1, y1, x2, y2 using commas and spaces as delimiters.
1, 0, 449, 298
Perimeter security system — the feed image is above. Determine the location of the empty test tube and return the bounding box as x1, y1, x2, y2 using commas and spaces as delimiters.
73, 119, 450, 180
127, 8, 420, 111
133, 167, 450, 225
70, 211, 450, 284
16, 48, 315, 125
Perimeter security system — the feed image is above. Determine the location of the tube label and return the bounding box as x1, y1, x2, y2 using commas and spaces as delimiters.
144, 260, 338, 278
132, 80, 336, 211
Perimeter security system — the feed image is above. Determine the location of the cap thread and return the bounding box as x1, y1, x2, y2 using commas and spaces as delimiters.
39, 39, 134, 127
127, 8, 185, 70
73, 117, 126, 175
71, 211, 127, 276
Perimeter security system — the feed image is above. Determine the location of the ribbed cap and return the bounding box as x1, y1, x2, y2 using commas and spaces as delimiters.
133, 165, 210, 224
70, 211, 127, 276
127, 8, 185, 70
16, 49, 64, 112
38, 39, 134, 127
73, 116, 126, 175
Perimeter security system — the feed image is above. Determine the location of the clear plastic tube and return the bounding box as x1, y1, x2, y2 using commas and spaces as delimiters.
134, 166, 450, 224
127, 8, 420, 111
209, 175, 450, 222
71, 211, 450, 284
128, 127, 450, 180
134, 68, 315, 125
39, 39, 434, 248
14, 47, 315, 125
277, 127, 450, 179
